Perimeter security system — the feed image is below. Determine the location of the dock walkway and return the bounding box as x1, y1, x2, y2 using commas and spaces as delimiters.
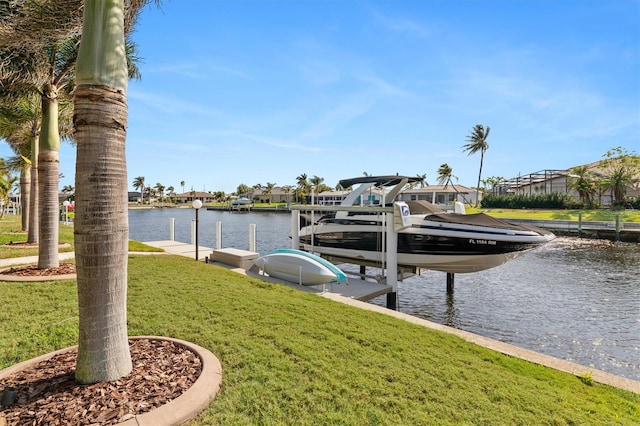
143, 240, 213, 260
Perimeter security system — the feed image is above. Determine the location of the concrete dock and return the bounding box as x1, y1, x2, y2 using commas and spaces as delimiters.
143, 240, 213, 260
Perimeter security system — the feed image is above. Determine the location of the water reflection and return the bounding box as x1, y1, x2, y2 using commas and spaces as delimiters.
372, 237, 640, 381
444, 291, 457, 327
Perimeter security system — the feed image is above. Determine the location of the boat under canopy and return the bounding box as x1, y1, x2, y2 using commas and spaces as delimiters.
298, 176, 555, 274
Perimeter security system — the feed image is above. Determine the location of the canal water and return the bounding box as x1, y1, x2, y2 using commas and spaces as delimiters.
129, 208, 640, 382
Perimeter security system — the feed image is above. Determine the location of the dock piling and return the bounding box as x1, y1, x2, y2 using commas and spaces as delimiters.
447, 273, 455, 293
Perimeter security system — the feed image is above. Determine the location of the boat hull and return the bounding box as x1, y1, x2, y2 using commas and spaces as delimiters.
253, 249, 347, 285
299, 218, 554, 273
299, 242, 523, 273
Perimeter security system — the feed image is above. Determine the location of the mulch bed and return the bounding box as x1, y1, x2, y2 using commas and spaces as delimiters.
0, 339, 202, 425
0, 263, 76, 277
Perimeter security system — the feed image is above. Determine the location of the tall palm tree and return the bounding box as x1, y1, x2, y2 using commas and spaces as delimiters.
132, 176, 145, 203
180, 180, 185, 195
73, 0, 150, 384
462, 124, 490, 207
1, 1, 87, 268
0, 95, 41, 240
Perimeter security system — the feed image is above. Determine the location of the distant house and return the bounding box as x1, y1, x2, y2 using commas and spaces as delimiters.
128, 191, 141, 203
316, 188, 386, 206
248, 187, 294, 204
175, 191, 217, 204
398, 185, 477, 207
493, 160, 640, 205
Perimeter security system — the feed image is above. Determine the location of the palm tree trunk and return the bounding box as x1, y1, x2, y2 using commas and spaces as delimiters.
73, 0, 131, 384
38, 90, 60, 269
475, 151, 484, 207
20, 168, 30, 232
27, 137, 38, 244
74, 84, 131, 383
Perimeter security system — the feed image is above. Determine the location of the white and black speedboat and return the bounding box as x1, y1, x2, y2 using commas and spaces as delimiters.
298, 175, 555, 274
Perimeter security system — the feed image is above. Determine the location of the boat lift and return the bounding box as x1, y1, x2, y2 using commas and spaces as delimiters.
290, 202, 421, 310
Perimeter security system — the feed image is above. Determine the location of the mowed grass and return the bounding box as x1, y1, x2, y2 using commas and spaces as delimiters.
465, 207, 640, 223
0, 251, 638, 424
0, 215, 162, 259
1, 214, 639, 424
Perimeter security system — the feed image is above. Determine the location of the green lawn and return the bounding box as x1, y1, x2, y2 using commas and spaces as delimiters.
0, 216, 161, 258
465, 207, 640, 222
1, 215, 638, 424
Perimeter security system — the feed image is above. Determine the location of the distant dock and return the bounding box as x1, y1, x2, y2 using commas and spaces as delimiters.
509, 219, 640, 242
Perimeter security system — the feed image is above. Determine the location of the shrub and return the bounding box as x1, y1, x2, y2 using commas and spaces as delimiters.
481, 193, 579, 209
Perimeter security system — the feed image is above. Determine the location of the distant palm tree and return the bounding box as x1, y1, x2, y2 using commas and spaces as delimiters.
180, 180, 185, 195
310, 175, 324, 192
282, 185, 294, 205
154, 182, 165, 203
0, 159, 17, 218
410, 173, 427, 189
166, 185, 175, 203
462, 124, 490, 206
296, 173, 310, 203
236, 183, 251, 197
264, 182, 276, 204
600, 147, 639, 205
436, 163, 457, 187
568, 166, 597, 207
133, 176, 145, 203
62, 185, 75, 201
145, 185, 154, 203
0, 95, 39, 236
482, 176, 506, 194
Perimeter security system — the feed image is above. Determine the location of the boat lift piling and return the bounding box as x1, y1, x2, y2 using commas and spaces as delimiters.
447, 273, 455, 293
291, 206, 401, 310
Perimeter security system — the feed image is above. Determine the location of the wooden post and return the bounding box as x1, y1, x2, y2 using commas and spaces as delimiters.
578, 212, 582, 238
360, 265, 366, 279
615, 213, 620, 242
447, 273, 455, 293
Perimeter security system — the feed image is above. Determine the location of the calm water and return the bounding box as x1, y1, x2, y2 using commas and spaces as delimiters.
129, 208, 640, 381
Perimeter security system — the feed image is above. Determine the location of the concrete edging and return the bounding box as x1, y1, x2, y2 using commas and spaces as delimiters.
320, 292, 640, 395
0, 336, 222, 425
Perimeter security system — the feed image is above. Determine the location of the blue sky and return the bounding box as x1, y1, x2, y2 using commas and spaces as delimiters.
3, 0, 639, 194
